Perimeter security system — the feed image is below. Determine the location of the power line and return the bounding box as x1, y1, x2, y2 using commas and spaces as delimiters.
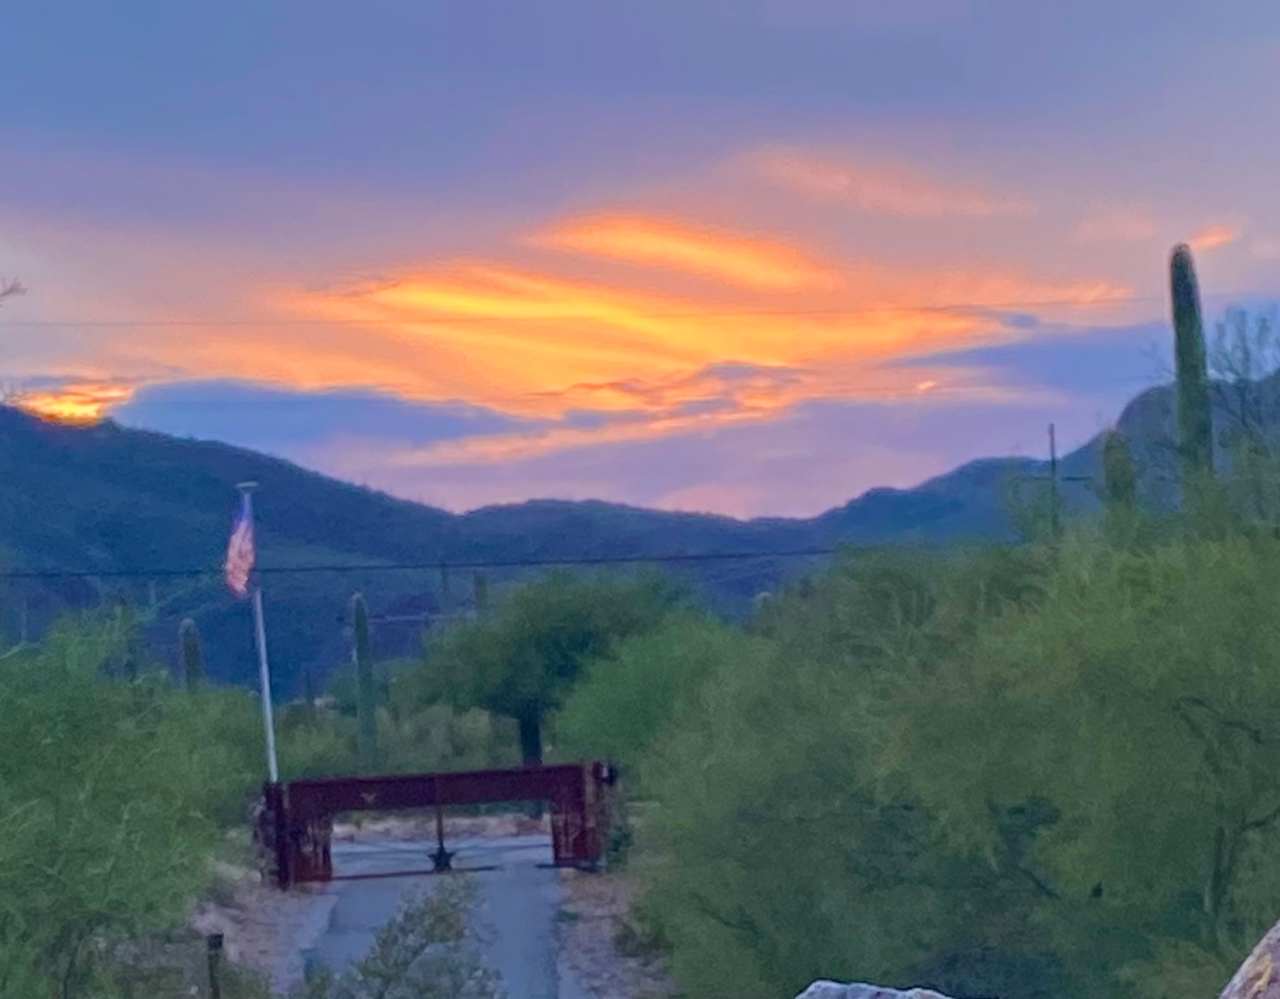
0, 546, 841, 582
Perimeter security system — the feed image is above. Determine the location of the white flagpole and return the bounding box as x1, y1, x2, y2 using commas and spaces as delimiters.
238, 482, 280, 784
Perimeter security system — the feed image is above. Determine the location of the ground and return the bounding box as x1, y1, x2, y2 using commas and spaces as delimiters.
557, 866, 678, 999
192, 814, 677, 997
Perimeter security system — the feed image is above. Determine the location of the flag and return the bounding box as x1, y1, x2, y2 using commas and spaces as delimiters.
224, 493, 255, 598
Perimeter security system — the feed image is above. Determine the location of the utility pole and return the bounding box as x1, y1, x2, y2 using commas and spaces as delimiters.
1049, 423, 1060, 541
1045, 423, 1092, 541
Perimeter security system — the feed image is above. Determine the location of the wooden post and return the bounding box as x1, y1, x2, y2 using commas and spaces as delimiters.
206, 934, 223, 999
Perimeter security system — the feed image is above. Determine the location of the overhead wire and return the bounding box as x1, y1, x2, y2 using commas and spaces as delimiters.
0, 546, 842, 582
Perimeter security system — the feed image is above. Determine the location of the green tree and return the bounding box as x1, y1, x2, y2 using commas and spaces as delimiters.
879, 533, 1280, 996
634, 550, 1060, 999
427, 571, 681, 765
557, 611, 767, 779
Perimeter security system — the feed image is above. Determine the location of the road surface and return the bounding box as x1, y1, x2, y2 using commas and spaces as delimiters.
302, 832, 590, 998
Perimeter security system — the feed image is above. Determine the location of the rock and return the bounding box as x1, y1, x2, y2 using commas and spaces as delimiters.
795, 983, 955, 999
1220, 921, 1280, 999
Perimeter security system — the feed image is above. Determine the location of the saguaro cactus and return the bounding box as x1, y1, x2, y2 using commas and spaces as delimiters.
351, 593, 378, 768
1171, 243, 1214, 481
1102, 430, 1137, 509
179, 617, 205, 692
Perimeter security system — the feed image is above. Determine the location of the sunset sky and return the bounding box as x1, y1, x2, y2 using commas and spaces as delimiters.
2, 2, 1278, 517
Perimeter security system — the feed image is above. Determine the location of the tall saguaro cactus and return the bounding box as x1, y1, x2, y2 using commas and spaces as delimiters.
1171, 243, 1214, 482
351, 593, 378, 768
179, 617, 205, 692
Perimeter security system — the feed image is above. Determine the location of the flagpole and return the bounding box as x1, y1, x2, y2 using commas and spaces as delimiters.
238, 481, 280, 784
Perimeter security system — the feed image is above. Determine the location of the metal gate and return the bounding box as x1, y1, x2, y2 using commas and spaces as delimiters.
254, 761, 616, 889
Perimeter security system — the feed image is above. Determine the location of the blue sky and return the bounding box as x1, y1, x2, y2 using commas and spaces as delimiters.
1, 2, 1277, 516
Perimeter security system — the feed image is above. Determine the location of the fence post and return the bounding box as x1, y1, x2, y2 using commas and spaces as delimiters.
206, 933, 224, 999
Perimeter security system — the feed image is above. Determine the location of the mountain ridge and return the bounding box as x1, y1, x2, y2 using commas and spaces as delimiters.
0, 380, 1181, 691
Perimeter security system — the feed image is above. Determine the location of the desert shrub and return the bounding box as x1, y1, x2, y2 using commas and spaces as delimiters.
0, 621, 258, 996
290, 877, 502, 999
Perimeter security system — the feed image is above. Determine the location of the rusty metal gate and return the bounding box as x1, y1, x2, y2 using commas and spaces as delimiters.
254, 761, 616, 889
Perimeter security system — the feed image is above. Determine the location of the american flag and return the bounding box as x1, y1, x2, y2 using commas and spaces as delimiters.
224, 493, 255, 598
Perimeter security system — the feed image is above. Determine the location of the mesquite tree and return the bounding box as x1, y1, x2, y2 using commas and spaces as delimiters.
428, 572, 681, 766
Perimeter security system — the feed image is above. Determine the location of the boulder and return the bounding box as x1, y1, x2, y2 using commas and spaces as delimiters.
1220, 921, 1280, 999
795, 983, 954, 999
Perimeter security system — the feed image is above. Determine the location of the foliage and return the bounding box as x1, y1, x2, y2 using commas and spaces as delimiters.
557, 611, 771, 781
624, 527, 1280, 999
289, 878, 502, 999
0, 620, 261, 996
633, 549, 1060, 999
426, 571, 684, 764
1171, 243, 1214, 481
882, 535, 1280, 985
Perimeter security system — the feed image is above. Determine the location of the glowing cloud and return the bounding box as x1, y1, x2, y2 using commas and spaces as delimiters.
746, 147, 1031, 218
280, 249, 1124, 430
15, 382, 136, 424
24, 211, 1131, 467
1190, 223, 1241, 251
536, 214, 840, 291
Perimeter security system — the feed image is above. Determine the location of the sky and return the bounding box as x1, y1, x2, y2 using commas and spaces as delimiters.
2, 1, 1278, 518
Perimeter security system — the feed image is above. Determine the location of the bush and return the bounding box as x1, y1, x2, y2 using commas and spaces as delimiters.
556, 612, 765, 781
0, 621, 260, 995
289, 877, 502, 999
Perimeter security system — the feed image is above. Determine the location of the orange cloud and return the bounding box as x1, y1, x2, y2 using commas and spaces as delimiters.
746, 148, 1031, 218
366, 364, 1044, 469
278, 254, 1122, 425
1189, 223, 1241, 251
15, 382, 136, 424
535, 214, 840, 291
38, 212, 1129, 465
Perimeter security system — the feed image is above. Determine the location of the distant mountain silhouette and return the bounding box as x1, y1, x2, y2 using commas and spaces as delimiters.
0, 378, 1205, 693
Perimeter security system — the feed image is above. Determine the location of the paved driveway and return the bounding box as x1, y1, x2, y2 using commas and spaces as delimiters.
303, 833, 590, 998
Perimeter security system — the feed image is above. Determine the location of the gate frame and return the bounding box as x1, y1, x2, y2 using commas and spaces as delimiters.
256, 761, 616, 889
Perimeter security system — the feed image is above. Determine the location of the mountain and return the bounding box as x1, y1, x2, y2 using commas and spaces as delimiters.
0, 377, 1198, 694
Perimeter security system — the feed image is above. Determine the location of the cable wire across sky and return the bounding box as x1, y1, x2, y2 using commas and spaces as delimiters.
0, 546, 843, 582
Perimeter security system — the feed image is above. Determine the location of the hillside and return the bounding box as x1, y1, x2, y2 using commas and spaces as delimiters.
0, 380, 1197, 693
